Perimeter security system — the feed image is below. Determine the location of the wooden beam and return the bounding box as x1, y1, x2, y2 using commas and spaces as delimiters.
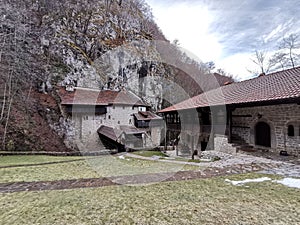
232, 126, 250, 129
228, 108, 233, 143
232, 114, 252, 118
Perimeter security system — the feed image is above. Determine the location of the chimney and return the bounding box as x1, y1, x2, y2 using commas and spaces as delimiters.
224, 81, 232, 86
259, 72, 266, 77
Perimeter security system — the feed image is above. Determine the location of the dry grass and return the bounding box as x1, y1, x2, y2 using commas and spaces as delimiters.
0, 173, 299, 225
0, 155, 84, 167
130, 150, 169, 158
0, 155, 198, 183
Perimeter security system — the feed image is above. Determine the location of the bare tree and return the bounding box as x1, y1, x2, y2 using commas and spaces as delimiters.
249, 50, 276, 75
279, 33, 300, 68
269, 52, 289, 71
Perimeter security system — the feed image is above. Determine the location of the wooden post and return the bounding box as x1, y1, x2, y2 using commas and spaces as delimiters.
228, 107, 233, 143
164, 128, 167, 151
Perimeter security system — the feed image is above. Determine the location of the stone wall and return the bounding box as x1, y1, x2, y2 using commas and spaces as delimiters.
177, 131, 213, 154
65, 105, 139, 152
65, 105, 163, 151
150, 126, 162, 147
232, 103, 300, 156
106, 105, 139, 127
214, 134, 237, 154
232, 127, 250, 143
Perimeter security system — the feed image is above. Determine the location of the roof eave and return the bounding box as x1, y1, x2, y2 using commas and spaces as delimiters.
159, 96, 300, 113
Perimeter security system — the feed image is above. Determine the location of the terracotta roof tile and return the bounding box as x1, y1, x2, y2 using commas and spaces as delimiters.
59, 87, 147, 106
133, 111, 162, 121
159, 67, 300, 112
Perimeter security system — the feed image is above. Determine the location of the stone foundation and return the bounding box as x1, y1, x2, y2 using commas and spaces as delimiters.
214, 135, 237, 154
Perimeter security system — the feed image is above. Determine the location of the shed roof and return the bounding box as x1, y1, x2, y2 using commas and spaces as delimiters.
97, 125, 145, 142
159, 67, 300, 113
97, 125, 118, 141
133, 111, 162, 121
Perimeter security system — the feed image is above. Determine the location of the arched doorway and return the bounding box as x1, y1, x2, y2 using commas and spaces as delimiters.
255, 122, 271, 147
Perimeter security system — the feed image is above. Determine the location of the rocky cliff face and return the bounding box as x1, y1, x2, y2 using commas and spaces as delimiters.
0, 0, 232, 151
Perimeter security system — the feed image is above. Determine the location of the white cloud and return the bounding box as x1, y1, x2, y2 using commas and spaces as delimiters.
216, 53, 257, 80
147, 0, 300, 80
148, 0, 222, 62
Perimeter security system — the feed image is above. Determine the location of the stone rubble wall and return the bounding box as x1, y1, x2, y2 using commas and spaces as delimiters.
214, 135, 237, 154
232, 103, 300, 156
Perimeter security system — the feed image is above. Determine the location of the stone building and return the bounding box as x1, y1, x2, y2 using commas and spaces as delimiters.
59, 87, 163, 152
159, 67, 300, 156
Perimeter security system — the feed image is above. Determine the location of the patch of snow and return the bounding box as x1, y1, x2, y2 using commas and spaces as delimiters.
225, 177, 272, 186
274, 178, 300, 189
166, 157, 175, 160
200, 158, 212, 162
151, 156, 161, 160
118, 155, 125, 160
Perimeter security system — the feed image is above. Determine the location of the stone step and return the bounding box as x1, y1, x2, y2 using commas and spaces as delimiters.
232, 142, 247, 147
239, 148, 257, 153
236, 145, 254, 150
231, 135, 243, 139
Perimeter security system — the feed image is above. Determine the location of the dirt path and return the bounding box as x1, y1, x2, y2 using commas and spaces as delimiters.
0, 162, 280, 193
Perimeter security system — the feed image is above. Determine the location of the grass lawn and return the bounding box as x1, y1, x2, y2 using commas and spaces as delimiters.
0, 155, 85, 167
0, 173, 299, 225
131, 150, 169, 158
0, 155, 198, 183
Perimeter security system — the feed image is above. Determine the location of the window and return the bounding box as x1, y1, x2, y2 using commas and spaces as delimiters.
108, 115, 111, 120
288, 125, 295, 137
139, 107, 146, 112
123, 106, 125, 109
83, 116, 88, 120
118, 121, 120, 124
129, 119, 132, 124
112, 106, 115, 109
166, 114, 170, 123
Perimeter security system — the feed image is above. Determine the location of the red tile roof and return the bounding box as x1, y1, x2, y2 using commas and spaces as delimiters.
59, 87, 147, 106
133, 111, 162, 121
159, 67, 300, 112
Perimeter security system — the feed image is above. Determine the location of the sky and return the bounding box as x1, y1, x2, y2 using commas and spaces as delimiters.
146, 0, 300, 80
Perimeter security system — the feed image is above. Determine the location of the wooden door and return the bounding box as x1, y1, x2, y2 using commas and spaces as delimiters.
255, 122, 271, 147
